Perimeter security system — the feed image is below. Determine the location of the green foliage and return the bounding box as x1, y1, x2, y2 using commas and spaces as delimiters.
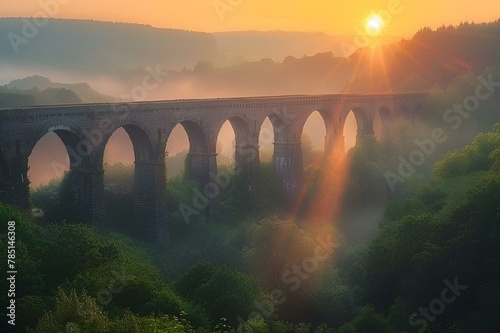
0, 204, 218, 332
30, 173, 74, 223
167, 176, 206, 234
108, 311, 197, 333
335, 306, 395, 333
34, 289, 108, 333
352, 124, 500, 331
4, 95, 499, 333
193, 266, 258, 323
344, 137, 388, 204
311, 268, 356, 327
433, 127, 500, 178
243, 216, 318, 289
239, 315, 270, 333
30, 178, 62, 212
17, 296, 52, 331
38, 224, 120, 289
0, 203, 37, 242
302, 134, 323, 168
174, 261, 258, 326
112, 280, 192, 321
104, 163, 134, 194
386, 297, 411, 333
174, 260, 217, 297
33, 290, 200, 333
255, 162, 287, 211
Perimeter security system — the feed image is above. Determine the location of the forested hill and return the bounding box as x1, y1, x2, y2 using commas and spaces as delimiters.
0, 18, 219, 75
1, 18, 499, 98
212, 31, 401, 61
343, 19, 500, 93
0, 75, 116, 107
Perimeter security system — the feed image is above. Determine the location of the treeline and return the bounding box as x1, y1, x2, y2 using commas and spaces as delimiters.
0, 86, 81, 107
343, 20, 500, 93
0, 75, 117, 107
3, 19, 500, 102
144, 51, 353, 99
0, 18, 218, 76
213, 31, 400, 62
141, 20, 500, 99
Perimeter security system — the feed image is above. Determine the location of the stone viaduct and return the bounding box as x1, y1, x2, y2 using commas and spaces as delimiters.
0, 93, 425, 242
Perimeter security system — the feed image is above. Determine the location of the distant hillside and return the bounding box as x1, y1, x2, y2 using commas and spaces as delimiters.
136, 51, 353, 99
0, 87, 81, 107
139, 20, 500, 99
0, 75, 116, 107
343, 20, 500, 93
5, 75, 116, 103
1, 18, 499, 99
0, 18, 219, 76
213, 31, 401, 61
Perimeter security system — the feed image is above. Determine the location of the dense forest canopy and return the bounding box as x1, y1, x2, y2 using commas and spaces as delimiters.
2, 122, 499, 332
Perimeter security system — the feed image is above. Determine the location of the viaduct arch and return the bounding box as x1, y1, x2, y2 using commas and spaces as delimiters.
0, 93, 425, 242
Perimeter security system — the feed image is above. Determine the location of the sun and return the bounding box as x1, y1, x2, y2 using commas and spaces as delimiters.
366, 15, 383, 34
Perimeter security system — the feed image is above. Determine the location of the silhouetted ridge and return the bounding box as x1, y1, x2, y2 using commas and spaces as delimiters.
0, 18, 219, 74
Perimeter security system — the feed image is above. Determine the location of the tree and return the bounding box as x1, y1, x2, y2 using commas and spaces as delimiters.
34, 289, 108, 333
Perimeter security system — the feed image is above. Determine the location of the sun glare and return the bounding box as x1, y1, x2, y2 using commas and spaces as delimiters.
366, 15, 383, 34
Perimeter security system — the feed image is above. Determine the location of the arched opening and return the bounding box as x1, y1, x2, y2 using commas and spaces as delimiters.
103, 128, 135, 188
259, 117, 274, 163
27, 129, 85, 221
104, 128, 134, 165
216, 117, 255, 207
259, 113, 289, 162
103, 127, 135, 232
344, 111, 358, 152
258, 113, 291, 203
165, 121, 209, 224
166, 120, 209, 185
102, 125, 155, 234
218, 116, 255, 171
166, 124, 190, 180
28, 132, 69, 190
302, 111, 326, 168
216, 120, 236, 169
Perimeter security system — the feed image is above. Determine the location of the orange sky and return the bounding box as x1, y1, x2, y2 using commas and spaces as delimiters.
1, 0, 499, 37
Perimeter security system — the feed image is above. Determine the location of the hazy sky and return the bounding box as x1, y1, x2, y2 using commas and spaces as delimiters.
2, 0, 499, 36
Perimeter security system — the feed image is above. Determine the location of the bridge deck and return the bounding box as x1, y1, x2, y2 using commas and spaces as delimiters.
0, 93, 426, 115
